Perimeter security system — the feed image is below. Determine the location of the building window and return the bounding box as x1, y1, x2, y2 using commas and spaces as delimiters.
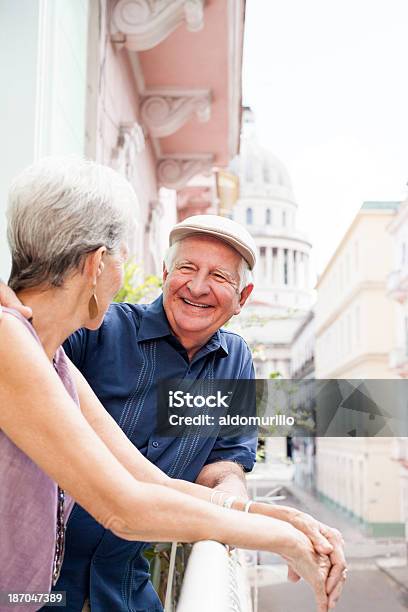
284, 249, 288, 285
246, 207, 253, 225
293, 251, 297, 285
259, 246, 266, 276
347, 313, 352, 353
246, 159, 253, 182
355, 305, 360, 345
272, 247, 277, 284
263, 163, 270, 183
266, 208, 271, 225
282, 210, 286, 227
405, 316, 408, 357
346, 253, 351, 282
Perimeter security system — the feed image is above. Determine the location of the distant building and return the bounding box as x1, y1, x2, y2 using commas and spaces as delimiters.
315, 201, 404, 536
290, 311, 316, 489
228, 108, 313, 379
387, 198, 408, 376
227, 108, 313, 465
291, 311, 315, 379
315, 201, 400, 379
386, 197, 408, 542
291, 310, 316, 489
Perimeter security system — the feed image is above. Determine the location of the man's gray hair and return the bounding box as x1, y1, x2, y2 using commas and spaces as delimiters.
164, 239, 254, 292
7, 156, 136, 291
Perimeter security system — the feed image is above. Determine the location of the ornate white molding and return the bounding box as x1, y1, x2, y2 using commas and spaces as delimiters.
157, 155, 213, 190
227, 0, 244, 159
111, 122, 146, 178
111, 0, 205, 51
141, 90, 211, 138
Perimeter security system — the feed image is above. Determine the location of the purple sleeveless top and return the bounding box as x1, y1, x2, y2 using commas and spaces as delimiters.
0, 309, 80, 611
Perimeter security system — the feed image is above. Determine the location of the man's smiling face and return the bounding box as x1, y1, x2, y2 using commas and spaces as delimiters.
162, 235, 253, 351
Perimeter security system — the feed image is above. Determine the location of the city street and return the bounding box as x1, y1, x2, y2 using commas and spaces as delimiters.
246, 478, 408, 611
257, 567, 408, 612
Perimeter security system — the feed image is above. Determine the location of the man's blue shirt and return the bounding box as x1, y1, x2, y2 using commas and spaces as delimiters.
55, 295, 256, 611
64, 295, 256, 479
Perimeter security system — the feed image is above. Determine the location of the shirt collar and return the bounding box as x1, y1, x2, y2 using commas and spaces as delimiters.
137, 294, 172, 341
137, 294, 229, 356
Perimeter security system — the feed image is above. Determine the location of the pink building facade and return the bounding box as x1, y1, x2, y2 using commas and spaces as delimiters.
87, 0, 245, 273
0, 0, 245, 278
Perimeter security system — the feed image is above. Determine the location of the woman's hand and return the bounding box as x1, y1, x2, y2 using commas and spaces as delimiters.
0, 282, 32, 318
253, 502, 347, 608
278, 524, 331, 612
282, 509, 347, 607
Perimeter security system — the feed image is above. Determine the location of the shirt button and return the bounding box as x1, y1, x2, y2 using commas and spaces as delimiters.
152, 441, 159, 448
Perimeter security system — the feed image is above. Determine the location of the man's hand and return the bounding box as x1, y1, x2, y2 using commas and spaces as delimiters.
0, 282, 32, 319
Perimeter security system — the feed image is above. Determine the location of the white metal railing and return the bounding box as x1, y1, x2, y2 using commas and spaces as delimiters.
387, 269, 401, 294
391, 438, 408, 462
175, 541, 252, 612
389, 346, 408, 370
387, 267, 408, 297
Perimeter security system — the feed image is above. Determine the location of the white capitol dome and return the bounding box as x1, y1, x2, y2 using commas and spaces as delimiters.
230, 138, 295, 204
227, 108, 313, 378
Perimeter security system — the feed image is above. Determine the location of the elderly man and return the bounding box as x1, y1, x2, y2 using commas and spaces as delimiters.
0, 215, 346, 612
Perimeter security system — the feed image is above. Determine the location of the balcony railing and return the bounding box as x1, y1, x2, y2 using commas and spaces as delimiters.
176, 541, 252, 612
391, 438, 408, 462
389, 347, 408, 375
387, 267, 408, 301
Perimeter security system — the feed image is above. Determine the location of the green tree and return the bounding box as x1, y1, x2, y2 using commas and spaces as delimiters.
113, 261, 161, 304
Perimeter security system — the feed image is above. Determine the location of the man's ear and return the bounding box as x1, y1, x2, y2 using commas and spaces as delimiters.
233, 283, 253, 315
162, 262, 169, 284
83, 247, 106, 283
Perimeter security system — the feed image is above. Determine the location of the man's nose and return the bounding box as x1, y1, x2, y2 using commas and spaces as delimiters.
186, 272, 211, 297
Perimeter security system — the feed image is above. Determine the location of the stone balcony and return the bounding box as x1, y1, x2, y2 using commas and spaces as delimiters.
391, 438, 408, 461
391, 438, 408, 472
387, 266, 408, 302
389, 347, 408, 377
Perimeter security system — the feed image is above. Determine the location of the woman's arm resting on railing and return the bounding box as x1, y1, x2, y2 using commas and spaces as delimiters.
70, 359, 344, 609
0, 280, 346, 595
0, 313, 331, 611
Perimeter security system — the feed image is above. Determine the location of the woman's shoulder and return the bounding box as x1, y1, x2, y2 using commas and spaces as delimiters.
0, 308, 40, 345
0, 309, 50, 385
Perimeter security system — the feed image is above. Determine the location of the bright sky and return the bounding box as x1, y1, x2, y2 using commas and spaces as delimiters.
242, 0, 408, 277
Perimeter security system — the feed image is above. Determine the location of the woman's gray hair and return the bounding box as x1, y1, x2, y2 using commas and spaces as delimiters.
164, 240, 253, 292
7, 156, 136, 291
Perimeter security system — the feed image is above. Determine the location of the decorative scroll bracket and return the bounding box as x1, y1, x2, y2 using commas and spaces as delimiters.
111, 0, 205, 51
157, 155, 213, 190
141, 90, 211, 138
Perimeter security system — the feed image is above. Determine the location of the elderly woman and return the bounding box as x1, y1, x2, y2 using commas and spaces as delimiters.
0, 157, 344, 612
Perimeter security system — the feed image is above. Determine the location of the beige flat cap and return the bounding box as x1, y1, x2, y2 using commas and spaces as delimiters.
169, 214, 257, 269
